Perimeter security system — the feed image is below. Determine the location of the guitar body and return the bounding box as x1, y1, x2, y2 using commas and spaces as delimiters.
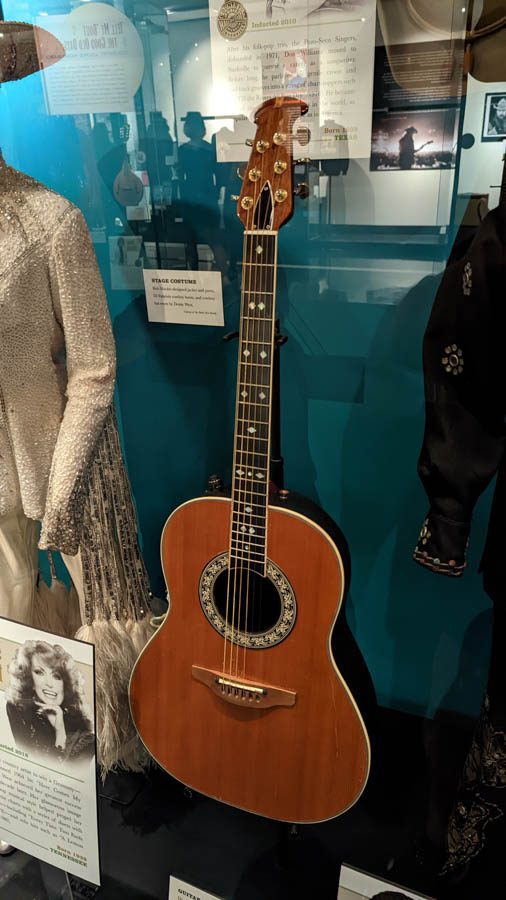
130, 493, 371, 823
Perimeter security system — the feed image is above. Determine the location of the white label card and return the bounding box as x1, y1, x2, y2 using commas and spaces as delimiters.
338, 864, 434, 899
144, 270, 224, 327
0, 617, 100, 885
169, 875, 224, 900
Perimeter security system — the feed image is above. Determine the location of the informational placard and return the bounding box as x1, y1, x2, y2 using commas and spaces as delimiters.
209, 0, 376, 161
37, 3, 144, 114
338, 863, 434, 899
0, 618, 99, 886
169, 875, 223, 900
373, 41, 464, 111
144, 270, 224, 326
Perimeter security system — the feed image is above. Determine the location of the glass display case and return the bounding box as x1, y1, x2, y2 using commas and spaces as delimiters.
0, 1, 505, 898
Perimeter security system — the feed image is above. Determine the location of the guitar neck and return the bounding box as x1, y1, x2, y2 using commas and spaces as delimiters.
229, 230, 278, 575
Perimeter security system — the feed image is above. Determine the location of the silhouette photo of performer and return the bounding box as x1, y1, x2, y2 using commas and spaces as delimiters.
398, 126, 433, 170
398, 126, 417, 170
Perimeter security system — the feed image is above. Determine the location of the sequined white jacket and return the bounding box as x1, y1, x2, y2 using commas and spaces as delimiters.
0, 161, 116, 553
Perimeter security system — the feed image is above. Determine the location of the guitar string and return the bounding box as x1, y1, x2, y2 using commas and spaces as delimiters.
228, 161, 259, 676
235, 175, 261, 675
246, 133, 276, 676
222, 180, 252, 677
239, 149, 267, 677
242, 122, 286, 679
241, 148, 274, 677
234, 161, 262, 676
233, 126, 272, 678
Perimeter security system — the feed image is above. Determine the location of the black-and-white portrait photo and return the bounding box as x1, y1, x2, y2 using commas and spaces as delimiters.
5, 640, 95, 767
482, 93, 506, 141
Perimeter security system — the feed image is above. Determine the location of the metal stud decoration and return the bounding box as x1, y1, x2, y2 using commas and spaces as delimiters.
442, 344, 464, 375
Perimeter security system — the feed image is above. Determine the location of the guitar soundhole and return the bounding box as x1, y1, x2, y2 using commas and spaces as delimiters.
213, 568, 281, 635
199, 553, 296, 649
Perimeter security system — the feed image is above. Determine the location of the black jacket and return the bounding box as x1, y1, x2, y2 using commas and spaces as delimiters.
414, 203, 506, 590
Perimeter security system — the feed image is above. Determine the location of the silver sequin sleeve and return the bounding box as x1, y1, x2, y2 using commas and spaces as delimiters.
39, 208, 116, 554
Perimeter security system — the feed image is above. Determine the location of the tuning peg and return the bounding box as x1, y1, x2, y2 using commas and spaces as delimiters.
294, 183, 310, 199
236, 165, 246, 180
245, 138, 254, 147
231, 195, 240, 201
295, 157, 312, 165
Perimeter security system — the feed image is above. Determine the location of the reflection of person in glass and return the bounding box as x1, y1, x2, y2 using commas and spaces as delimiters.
116, 236, 126, 265
6, 641, 94, 764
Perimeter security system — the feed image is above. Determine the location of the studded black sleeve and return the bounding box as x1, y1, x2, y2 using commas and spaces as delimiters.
414, 205, 506, 576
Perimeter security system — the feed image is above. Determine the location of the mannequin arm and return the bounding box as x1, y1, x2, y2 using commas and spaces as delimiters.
39, 207, 116, 554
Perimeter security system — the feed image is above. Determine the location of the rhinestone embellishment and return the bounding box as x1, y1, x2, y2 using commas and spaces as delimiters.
442, 344, 464, 375
462, 261, 472, 296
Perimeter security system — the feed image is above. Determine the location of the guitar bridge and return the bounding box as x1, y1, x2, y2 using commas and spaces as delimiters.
191, 665, 296, 709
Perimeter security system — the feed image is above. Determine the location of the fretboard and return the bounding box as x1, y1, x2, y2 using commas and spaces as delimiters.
229, 230, 278, 575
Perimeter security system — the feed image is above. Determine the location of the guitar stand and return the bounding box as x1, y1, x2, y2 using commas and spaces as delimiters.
223, 320, 287, 490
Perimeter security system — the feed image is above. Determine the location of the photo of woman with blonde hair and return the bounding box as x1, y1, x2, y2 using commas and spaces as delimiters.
6, 640, 94, 766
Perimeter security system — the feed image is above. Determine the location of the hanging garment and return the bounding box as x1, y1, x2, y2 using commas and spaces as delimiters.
414, 200, 506, 873
0, 157, 152, 773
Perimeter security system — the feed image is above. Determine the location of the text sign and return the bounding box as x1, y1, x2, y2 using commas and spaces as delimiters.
0, 617, 100, 885
169, 875, 223, 900
144, 270, 224, 327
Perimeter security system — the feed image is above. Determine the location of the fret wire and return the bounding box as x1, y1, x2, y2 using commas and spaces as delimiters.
236, 435, 269, 443
234, 462, 269, 471
238, 402, 269, 409
232, 526, 266, 535
233, 479, 268, 487
230, 551, 266, 563
231, 535, 266, 546
230, 548, 265, 559
236, 418, 268, 426
243, 290, 274, 296
233, 512, 267, 528
236, 361, 270, 368
232, 512, 267, 522
232, 489, 268, 500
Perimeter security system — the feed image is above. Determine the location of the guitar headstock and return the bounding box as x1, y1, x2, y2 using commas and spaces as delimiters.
236, 96, 308, 232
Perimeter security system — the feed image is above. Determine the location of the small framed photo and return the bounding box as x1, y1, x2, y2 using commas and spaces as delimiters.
482, 93, 506, 141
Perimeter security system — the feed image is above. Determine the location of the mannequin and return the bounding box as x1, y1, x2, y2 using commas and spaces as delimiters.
414, 168, 506, 878
0, 22, 152, 780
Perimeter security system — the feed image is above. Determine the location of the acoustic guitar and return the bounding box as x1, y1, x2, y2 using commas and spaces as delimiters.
130, 96, 372, 823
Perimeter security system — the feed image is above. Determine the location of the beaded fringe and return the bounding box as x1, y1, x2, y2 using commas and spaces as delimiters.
74, 408, 152, 776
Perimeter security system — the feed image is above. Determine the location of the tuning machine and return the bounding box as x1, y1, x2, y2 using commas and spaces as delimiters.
236, 165, 246, 180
